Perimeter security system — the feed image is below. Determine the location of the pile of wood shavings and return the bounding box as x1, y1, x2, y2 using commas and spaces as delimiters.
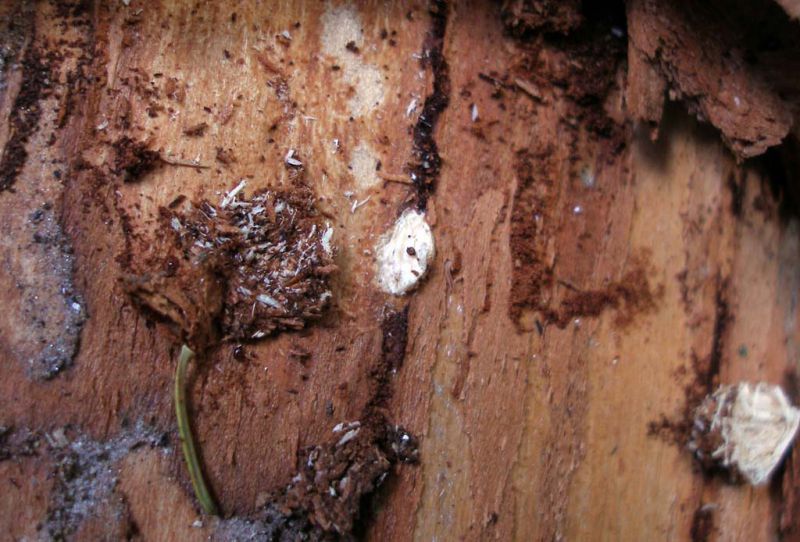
267, 421, 419, 536
167, 183, 336, 341
126, 181, 336, 347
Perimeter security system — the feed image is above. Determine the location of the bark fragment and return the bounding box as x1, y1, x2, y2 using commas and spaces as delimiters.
626, 0, 794, 159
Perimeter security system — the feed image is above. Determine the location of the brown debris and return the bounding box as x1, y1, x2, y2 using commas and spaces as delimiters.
112, 136, 161, 182
781, 443, 800, 539
164, 77, 186, 102
183, 122, 208, 137
215, 147, 236, 165
504, 1, 634, 329
501, 0, 582, 37
547, 266, 659, 328
690, 504, 715, 542
267, 423, 418, 537
410, 0, 450, 210
254, 303, 416, 536
508, 147, 557, 328
381, 306, 409, 372
0, 33, 51, 192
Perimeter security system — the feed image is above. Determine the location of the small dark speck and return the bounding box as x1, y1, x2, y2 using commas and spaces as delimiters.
406, 247, 416, 256
156, 432, 170, 447
233, 344, 245, 360
738, 345, 748, 358
29, 209, 44, 223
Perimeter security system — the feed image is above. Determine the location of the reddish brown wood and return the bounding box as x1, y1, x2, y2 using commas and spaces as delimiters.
1, 1, 800, 540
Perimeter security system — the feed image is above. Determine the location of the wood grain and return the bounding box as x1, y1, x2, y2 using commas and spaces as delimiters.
1, 1, 799, 540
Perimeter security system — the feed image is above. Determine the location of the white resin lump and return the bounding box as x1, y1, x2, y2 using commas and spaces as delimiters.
689, 382, 800, 485
375, 210, 435, 296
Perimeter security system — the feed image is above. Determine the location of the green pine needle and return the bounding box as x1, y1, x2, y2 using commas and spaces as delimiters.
175, 344, 219, 515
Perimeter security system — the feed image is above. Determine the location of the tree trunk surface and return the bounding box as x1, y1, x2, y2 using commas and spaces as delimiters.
2, 1, 800, 541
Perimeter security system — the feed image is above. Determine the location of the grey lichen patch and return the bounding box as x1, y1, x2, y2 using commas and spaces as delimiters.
6, 203, 87, 380
42, 422, 167, 540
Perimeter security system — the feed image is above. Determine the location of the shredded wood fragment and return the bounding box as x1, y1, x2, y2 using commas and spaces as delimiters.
515, 77, 542, 101
220, 179, 247, 208
285, 149, 303, 167
406, 98, 418, 117
160, 155, 210, 169
350, 196, 371, 214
